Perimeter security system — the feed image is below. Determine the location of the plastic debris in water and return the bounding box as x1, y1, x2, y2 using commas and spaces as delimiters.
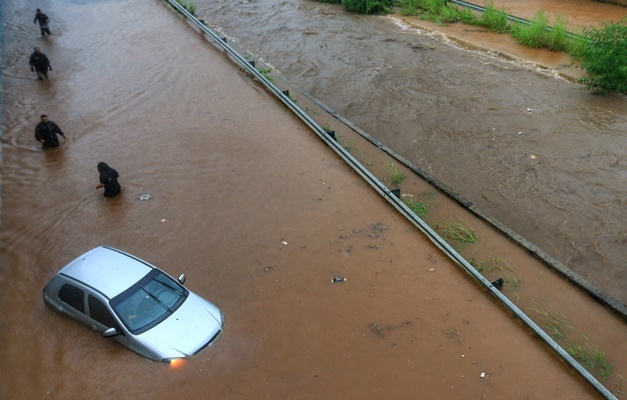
332, 276, 346, 283
137, 193, 152, 201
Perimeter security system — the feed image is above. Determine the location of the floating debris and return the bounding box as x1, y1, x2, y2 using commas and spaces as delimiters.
491, 278, 504, 289
137, 193, 152, 201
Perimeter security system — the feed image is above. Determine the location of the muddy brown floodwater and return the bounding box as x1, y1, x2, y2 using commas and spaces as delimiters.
192, 0, 627, 305
0, 0, 625, 399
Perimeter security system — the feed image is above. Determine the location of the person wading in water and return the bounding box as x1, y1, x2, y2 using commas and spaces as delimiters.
34, 114, 66, 148
96, 162, 121, 197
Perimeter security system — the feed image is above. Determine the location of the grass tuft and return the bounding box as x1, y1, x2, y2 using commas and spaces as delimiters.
479, 0, 509, 32
174, 0, 196, 15
258, 68, 275, 84
403, 198, 431, 218
532, 308, 614, 381
471, 257, 521, 292
439, 221, 478, 244
385, 163, 406, 185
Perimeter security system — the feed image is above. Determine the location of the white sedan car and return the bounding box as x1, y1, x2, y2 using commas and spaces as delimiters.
43, 246, 224, 363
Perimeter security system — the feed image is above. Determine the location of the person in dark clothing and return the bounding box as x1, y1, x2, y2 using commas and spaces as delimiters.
33, 9, 51, 36
29, 47, 52, 80
96, 162, 121, 197
34, 114, 66, 148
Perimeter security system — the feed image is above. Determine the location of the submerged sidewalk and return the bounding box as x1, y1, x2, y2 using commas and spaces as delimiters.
0, 0, 624, 399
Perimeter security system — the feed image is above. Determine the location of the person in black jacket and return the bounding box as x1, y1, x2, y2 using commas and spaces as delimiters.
33, 9, 51, 36
29, 47, 52, 80
34, 114, 66, 148
96, 162, 122, 197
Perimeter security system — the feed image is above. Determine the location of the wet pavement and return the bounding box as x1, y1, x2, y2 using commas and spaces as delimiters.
1, 0, 626, 399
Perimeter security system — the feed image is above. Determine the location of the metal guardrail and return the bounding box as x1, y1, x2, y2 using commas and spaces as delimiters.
163, 1, 617, 398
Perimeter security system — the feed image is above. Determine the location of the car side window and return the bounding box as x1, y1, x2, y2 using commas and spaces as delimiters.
88, 295, 120, 330
58, 284, 85, 313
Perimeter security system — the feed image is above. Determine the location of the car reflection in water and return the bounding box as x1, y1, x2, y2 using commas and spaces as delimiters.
43, 246, 224, 363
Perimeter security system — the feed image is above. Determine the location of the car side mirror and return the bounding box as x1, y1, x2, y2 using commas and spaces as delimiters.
103, 327, 120, 338
178, 274, 186, 285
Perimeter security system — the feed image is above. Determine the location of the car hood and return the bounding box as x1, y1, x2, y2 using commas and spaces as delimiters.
137, 292, 222, 359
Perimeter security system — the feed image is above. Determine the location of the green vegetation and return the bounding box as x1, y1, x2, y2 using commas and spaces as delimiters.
401, 0, 458, 23
385, 163, 406, 185
402, 197, 431, 218
308, 0, 393, 14
533, 309, 614, 381
510, 12, 570, 51
438, 221, 477, 244
174, 0, 196, 15
569, 19, 627, 94
471, 257, 520, 291
258, 68, 275, 84
477, 1, 509, 32
342, 0, 395, 14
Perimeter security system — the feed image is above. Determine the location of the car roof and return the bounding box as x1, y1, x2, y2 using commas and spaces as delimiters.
58, 246, 154, 299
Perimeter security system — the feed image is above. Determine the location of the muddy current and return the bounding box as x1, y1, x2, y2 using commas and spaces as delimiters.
196, 0, 627, 303
1, 0, 626, 398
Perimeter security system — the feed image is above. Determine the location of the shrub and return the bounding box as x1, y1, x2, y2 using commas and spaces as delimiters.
400, 0, 420, 16
400, 0, 463, 23
570, 19, 627, 94
341, 0, 395, 14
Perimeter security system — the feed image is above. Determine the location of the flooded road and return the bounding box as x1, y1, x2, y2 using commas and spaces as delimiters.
1, 0, 624, 398
194, 0, 627, 304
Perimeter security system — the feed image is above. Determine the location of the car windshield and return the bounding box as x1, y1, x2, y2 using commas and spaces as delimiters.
110, 269, 188, 335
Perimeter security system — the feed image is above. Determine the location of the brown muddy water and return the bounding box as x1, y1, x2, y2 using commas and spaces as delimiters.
0, 0, 624, 399
194, 0, 627, 305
